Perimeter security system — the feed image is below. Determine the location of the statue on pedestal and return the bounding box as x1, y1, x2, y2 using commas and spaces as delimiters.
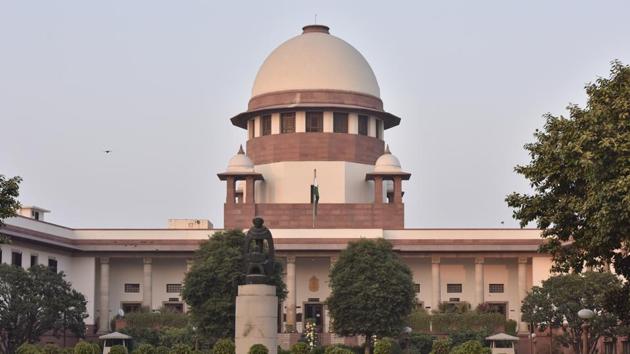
244, 217, 275, 284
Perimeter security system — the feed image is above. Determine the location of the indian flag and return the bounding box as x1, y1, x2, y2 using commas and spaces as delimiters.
310, 169, 319, 218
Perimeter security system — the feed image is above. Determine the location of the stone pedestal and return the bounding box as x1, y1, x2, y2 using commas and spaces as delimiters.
235, 284, 278, 354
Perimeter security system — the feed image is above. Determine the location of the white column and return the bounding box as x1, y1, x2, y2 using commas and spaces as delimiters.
475, 257, 485, 307
518, 257, 528, 333
431, 256, 441, 311
285, 256, 297, 331
143, 257, 152, 309
98, 257, 110, 334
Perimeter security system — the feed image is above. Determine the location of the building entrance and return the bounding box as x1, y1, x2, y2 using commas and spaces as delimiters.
303, 303, 324, 332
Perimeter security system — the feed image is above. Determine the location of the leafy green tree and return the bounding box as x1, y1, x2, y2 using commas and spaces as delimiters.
0, 174, 22, 243
327, 239, 416, 354
181, 230, 286, 341
506, 61, 630, 277
521, 272, 622, 354
0, 264, 88, 354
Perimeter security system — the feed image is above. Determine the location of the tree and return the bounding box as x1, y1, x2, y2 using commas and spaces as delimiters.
181, 230, 286, 341
326, 239, 416, 354
506, 61, 630, 277
521, 272, 622, 354
0, 264, 88, 354
0, 174, 22, 243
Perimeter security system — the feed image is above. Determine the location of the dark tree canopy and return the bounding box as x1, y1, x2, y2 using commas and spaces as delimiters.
506, 61, 630, 277
0, 174, 22, 243
521, 272, 622, 354
0, 264, 88, 354
181, 229, 286, 341
326, 238, 416, 352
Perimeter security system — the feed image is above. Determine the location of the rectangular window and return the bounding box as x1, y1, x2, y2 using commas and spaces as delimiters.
48, 258, 58, 272
30, 255, 38, 267
32, 211, 40, 220
248, 119, 255, 139
414, 283, 420, 293
623, 342, 630, 354
281, 112, 296, 133
358, 115, 368, 136
261, 115, 272, 136
489, 284, 504, 293
122, 302, 142, 314
163, 302, 184, 313
446, 283, 462, 293
11, 252, 22, 267
605, 342, 616, 354
448, 298, 461, 302
333, 112, 348, 133
376, 119, 383, 139
166, 283, 182, 293
306, 112, 323, 132
124, 283, 140, 293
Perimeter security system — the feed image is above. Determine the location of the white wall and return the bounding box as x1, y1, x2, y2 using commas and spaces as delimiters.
255, 161, 374, 203
66, 257, 97, 325
151, 258, 187, 309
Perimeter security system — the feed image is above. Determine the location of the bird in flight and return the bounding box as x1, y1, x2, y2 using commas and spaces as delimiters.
104, 150, 112, 154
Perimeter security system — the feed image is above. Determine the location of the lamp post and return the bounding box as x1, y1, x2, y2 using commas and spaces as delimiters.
578, 309, 595, 354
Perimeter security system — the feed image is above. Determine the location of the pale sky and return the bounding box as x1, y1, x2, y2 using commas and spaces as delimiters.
1, 1, 629, 228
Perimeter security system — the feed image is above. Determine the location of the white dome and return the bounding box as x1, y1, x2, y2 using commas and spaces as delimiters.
226, 146, 254, 173
374, 146, 402, 173
252, 25, 380, 98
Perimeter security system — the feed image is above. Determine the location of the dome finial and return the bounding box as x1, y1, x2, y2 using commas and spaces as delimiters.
385, 144, 391, 154
302, 24, 330, 34
238, 145, 245, 155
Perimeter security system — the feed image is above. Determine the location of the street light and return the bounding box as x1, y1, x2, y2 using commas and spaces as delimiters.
578, 309, 595, 354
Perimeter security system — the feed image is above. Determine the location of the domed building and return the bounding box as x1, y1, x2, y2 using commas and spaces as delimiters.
1, 25, 552, 352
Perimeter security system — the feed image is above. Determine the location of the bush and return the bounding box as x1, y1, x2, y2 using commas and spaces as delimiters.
109, 346, 128, 354
17, 343, 42, 354
449, 341, 490, 354
75, 342, 96, 354
374, 338, 401, 354
278, 346, 291, 354
407, 309, 431, 332
248, 344, 269, 354
291, 343, 309, 354
324, 348, 353, 354
169, 344, 193, 354
42, 344, 62, 354
505, 320, 517, 336
431, 313, 505, 333
408, 334, 433, 354
133, 344, 156, 354
155, 347, 169, 354
213, 339, 235, 354
309, 347, 325, 354
429, 338, 450, 354
62, 348, 75, 354
448, 330, 490, 348
90, 343, 101, 354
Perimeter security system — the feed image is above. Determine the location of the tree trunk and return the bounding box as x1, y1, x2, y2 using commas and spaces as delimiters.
364, 333, 372, 354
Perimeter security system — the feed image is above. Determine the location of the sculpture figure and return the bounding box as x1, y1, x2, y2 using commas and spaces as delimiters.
244, 217, 275, 284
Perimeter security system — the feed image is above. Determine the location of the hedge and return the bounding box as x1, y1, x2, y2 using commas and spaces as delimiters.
248, 344, 268, 354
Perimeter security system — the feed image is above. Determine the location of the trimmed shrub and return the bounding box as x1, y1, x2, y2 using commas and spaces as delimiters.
309, 347, 325, 354
431, 313, 505, 333
62, 348, 74, 354
248, 344, 269, 354
17, 343, 42, 354
169, 344, 193, 354
90, 343, 101, 354
75, 342, 96, 354
109, 346, 128, 354
278, 346, 291, 354
42, 344, 62, 354
449, 340, 490, 354
374, 338, 401, 354
155, 347, 169, 354
505, 320, 517, 336
429, 338, 450, 354
407, 309, 431, 332
448, 330, 490, 348
291, 343, 309, 354
408, 333, 433, 354
213, 339, 236, 354
133, 344, 156, 354
324, 348, 353, 354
